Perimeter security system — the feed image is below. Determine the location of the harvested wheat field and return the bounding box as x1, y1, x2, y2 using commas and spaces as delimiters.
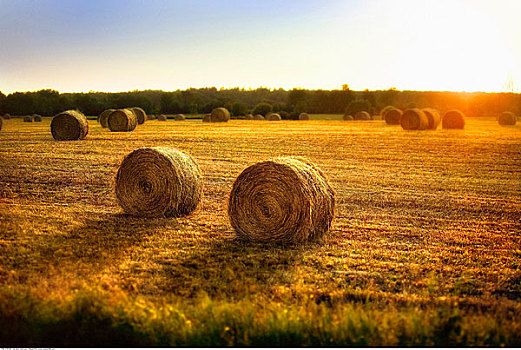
0, 116, 520, 346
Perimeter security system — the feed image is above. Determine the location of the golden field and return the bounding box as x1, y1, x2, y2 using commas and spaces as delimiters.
0, 116, 520, 346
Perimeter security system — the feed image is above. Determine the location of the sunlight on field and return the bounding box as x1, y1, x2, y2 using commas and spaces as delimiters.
0, 117, 520, 345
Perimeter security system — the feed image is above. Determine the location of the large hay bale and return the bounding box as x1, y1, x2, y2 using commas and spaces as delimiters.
202, 114, 211, 123
442, 110, 465, 129
400, 108, 428, 130
254, 114, 265, 120
157, 114, 167, 121
174, 114, 186, 121
23, 116, 33, 122
384, 108, 402, 125
299, 112, 310, 120
98, 109, 115, 128
267, 113, 281, 121
343, 115, 353, 121
498, 111, 517, 125
50, 110, 89, 141
380, 105, 396, 119
422, 108, 441, 130
130, 107, 147, 125
3, 114, 10, 120
33, 114, 42, 122
210, 107, 230, 122
108, 109, 137, 132
354, 111, 371, 120
228, 157, 335, 243
115, 147, 203, 217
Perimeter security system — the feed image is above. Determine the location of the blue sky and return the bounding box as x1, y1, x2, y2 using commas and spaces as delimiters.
1, 0, 520, 93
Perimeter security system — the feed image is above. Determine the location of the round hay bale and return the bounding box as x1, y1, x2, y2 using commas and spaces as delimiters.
254, 114, 265, 120
148, 114, 156, 120
442, 110, 466, 129
98, 109, 115, 128
299, 112, 310, 120
33, 114, 42, 122
210, 107, 230, 122
108, 109, 137, 132
50, 110, 89, 141
498, 111, 517, 126
3, 114, 10, 120
400, 108, 428, 130
23, 116, 33, 122
228, 157, 335, 243
174, 114, 186, 121
422, 108, 441, 130
245, 114, 254, 120
202, 114, 211, 123
343, 115, 353, 121
130, 107, 147, 125
384, 108, 402, 125
115, 147, 203, 218
267, 113, 281, 121
380, 105, 396, 119
157, 114, 167, 121
354, 111, 371, 120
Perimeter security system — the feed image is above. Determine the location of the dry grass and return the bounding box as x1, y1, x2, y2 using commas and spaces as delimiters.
0, 117, 520, 345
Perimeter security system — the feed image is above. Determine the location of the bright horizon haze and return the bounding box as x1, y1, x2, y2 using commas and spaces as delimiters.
1, 0, 520, 94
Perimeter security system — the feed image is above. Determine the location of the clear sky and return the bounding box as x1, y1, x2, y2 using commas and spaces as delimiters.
1, 0, 520, 93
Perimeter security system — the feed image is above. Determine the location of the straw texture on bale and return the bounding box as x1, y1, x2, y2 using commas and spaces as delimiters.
174, 114, 186, 121
23, 116, 33, 122
33, 114, 42, 122
267, 113, 282, 121
115, 147, 203, 218
130, 107, 147, 125
228, 157, 335, 243
384, 108, 402, 125
51, 110, 89, 141
98, 109, 115, 128
422, 108, 441, 130
202, 114, 211, 123
343, 115, 353, 121
254, 114, 265, 120
498, 111, 517, 125
3, 114, 10, 120
299, 113, 310, 120
108, 109, 137, 132
354, 111, 371, 120
442, 110, 466, 129
210, 107, 230, 122
157, 114, 167, 121
400, 108, 428, 130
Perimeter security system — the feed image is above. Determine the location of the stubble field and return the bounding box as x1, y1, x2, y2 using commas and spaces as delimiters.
0, 117, 520, 346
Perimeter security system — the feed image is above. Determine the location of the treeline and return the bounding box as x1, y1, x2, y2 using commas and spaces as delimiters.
0, 87, 520, 118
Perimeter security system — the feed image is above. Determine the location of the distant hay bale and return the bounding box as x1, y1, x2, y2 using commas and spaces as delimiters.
254, 114, 265, 120
148, 114, 156, 120
115, 147, 203, 217
400, 108, 428, 130
442, 110, 466, 129
245, 114, 254, 120
267, 113, 281, 121
299, 113, 310, 120
210, 107, 230, 122
343, 115, 353, 121
354, 111, 371, 120
422, 108, 441, 130
380, 105, 396, 119
23, 116, 33, 122
50, 110, 89, 141
33, 114, 42, 122
174, 114, 186, 121
108, 109, 137, 132
98, 109, 115, 128
228, 157, 335, 243
202, 114, 211, 123
130, 107, 147, 125
384, 108, 402, 125
498, 111, 517, 125
3, 114, 10, 120
157, 114, 167, 121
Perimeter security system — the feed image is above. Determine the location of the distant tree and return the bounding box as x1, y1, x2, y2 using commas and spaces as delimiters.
231, 102, 248, 116
344, 99, 372, 116
252, 102, 272, 116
